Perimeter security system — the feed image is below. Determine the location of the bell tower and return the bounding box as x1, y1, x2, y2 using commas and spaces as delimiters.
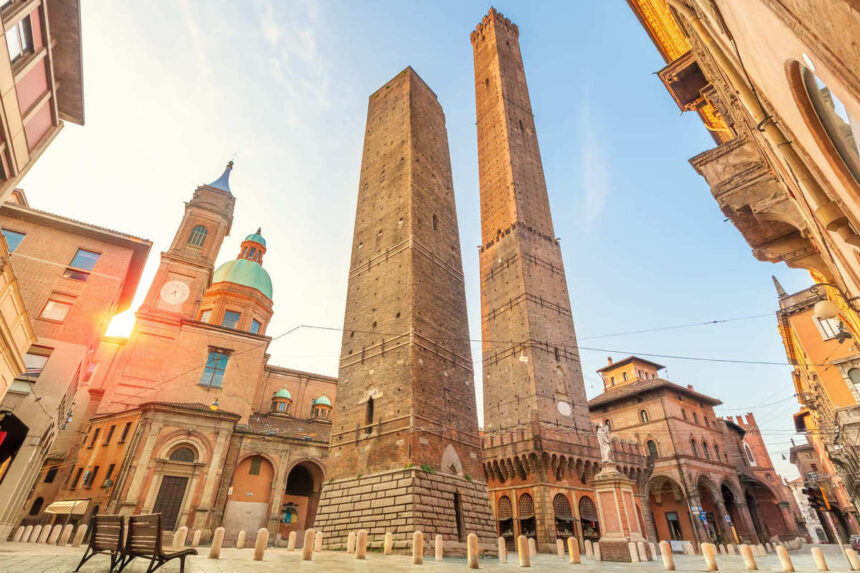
139, 162, 235, 320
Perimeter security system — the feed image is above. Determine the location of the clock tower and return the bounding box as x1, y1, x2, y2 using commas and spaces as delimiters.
139, 162, 236, 321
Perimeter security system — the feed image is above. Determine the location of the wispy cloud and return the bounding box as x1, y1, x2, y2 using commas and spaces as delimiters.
580, 100, 610, 226
178, 0, 212, 79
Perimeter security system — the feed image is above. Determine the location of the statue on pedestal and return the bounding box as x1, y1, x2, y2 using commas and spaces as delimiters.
597, 424, 613, 464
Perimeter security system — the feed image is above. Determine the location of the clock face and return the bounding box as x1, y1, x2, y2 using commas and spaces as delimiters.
160, 280, 190, 305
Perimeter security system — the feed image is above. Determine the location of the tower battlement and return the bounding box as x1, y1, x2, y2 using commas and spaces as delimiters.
471, 7, 518, 44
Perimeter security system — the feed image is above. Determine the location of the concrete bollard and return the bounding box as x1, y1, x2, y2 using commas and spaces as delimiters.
499, 537, 508, 563
302, 529, 315, 561
585, 539, 594, 558
757, 544, 767, 557
518, 535, 531, 567
59, 524, 74, 546
569, 537, 581, 564
12, 525, 24, 542
812, 547, 828, 571
356, 530, 367, 559
660, 541, 676, 571
174, 526, 188, 548
254, 528, 268, 561
528, 537, 536, 557
557, 538, 565, 558
686, 541, 696, 555
594, 542, 602, 561
347, 530, 356, 553
209, 527, 225, 559
728, 544, 737, 555
21, 525, 33, 543
740, 544, 758, 571
192, 530, 202, 548
47, 524, 62, 544
435, 534, 443, 562
777, 545, 795, 572
766, 543, 773, 553
702, 542, 718, 571
72, 524, 87, 547
467, 533, 480, 569
287, 530, 296, 551
384, 531, 393, 555
236, 530, 246, 549
650, 542, 658, 561
638, 540, 650, 562
412, 530, 423, 565
629, 542, 640, 563
846, 548, 860, 571
719, 544, 726, 555
315, 531, 324, 553
39, 524, 52, 543
30, 525, 42, 543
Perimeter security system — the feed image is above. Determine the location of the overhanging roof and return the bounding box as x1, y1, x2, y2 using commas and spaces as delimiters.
588, 378, 721, 408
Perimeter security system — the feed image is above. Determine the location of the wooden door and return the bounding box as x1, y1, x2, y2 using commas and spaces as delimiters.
152, 476, 188, 530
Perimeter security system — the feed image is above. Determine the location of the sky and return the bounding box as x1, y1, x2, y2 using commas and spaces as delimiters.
21, 1, 816, 478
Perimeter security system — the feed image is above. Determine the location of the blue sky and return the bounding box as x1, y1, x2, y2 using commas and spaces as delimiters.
21, 1, 813, 477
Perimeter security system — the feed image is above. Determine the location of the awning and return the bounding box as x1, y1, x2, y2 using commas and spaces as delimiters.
45, 500, 88, 515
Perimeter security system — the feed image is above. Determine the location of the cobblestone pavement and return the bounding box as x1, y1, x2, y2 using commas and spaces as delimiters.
0, 542, 854, 572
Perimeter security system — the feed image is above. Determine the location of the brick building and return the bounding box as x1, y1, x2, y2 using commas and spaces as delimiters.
472, 9, 649, 553
590, 356, 802, 545
17, 164, 337, 545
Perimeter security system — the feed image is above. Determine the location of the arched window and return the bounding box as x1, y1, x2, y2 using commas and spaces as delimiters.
603, 419, 611, 430
849, 368, 860, 389
365, 397, 374, 435
704, 417, 710, 427
691, 439, 699, 457
187, 225, 208, 248
714, 444, 720, 461
639, 410, 649, 423
497, 496, 512, 520
647, 440, 659, 458
681, 409, 687, 421
622, 372, 628, 381
703, 441, 710, 460
518, 493, 535, 518
744, 442, 756, 466
169, 446, 196, 463
29, 497, 43, 515
693, 412, 699, 424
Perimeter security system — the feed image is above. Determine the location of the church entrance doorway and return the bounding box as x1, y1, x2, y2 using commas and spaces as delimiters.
152, 476, 188, 530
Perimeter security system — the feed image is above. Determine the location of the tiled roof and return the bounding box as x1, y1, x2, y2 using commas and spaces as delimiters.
246, 413, 331, 442
588, 378, 722, 408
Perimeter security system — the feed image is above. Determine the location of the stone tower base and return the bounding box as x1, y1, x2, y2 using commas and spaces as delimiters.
316, 468, 497, 556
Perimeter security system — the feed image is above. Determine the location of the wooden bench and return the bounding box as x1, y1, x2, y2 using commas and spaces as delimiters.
74, 514, 124, 572
116, 514, 196, 573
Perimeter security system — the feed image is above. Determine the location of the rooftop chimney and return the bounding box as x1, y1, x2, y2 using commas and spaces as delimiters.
607, 357, 613, 365
687, 384, 694, 390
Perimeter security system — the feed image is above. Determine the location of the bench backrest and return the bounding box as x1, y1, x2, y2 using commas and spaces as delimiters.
125, 514, 163, 557
91, 515, 124, 553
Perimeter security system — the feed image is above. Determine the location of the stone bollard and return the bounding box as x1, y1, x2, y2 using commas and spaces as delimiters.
302, 529, 315, 561
757, 544, 767, 557
594, 542, 602, 561
569, 537, 581, 564
812, 547, 828, 571
629, 542, 640, 563
254, 528, 268, 561
766, 543, 773, 553
557, 538, 565, 558
412, 530, 423, 565
660, 541, 676, 571
47, 524, 62, 544
22, 525, 34, 543
777, 545, 795, 572
740, 544, 758, 571
846, 548, 860, 571
38, 525, 51, 543
209, 527, 225, 559
585, 539, 594, 559
702, 542, 718, 571
192, 530, 202, 548
287, 530, 296, 551
72, 524, 88, 547
518, 535, 530, 567
174, 526, 188, 548
236, 530, 246, 549
528, 537, 536, 557
686, 541, 696, 555
356, 530, 367, 559
435, 534, 443, 562
467, 533, 480, 569
499, 537, 508, 563
719, 544, 726, 555
12, 525, 24, 542
638, 540, 650, 562
728, 544, 737, 555
30, 525, 42, 543
347, 530, 356, 553
59, 524, 74, 546
315, 531, 324, 553
650, 542, 658, 561
384, 531, 393, 555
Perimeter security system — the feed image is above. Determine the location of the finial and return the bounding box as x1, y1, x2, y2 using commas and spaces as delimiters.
256, 227, 262, 234
207, 161, 233, 193
772, 275, 787, 298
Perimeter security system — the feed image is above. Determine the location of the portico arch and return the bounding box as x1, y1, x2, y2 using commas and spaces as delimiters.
742, 477, 791, 541
222, 454, 275, 540
647, 474, 694, 542
280, 459, 324, 540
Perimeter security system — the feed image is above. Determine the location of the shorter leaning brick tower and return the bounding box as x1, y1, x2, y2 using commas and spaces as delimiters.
314, 67, 496, 553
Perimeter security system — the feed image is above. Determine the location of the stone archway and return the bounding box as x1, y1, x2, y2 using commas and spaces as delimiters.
647, 474, 694, 542
697, 475, 727, 544
742, 477, 790, 542
280, 460, 324, 541
222, 455, 275, 540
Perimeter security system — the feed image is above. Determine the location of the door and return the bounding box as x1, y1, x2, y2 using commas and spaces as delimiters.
152, 476, 188, 530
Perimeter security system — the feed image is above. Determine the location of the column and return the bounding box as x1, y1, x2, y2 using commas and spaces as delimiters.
637, 493, 658, 542
735, 502, 759, 544
714, 499, 733, 543
268, 454, 290, 537
123, 422, 162, 511
193, 429, 230, 530
686, 493, 710, 543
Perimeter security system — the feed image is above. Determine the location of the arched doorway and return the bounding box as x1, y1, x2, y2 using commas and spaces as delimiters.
698, 476, 725, 544
554, 493, 575, 538
743, 478, 790, 541
496, 495, 514, 550
151, 445, 198, 530
280, 461, 324, 541
579, 495, 600, 542
647, 475, 693, 541
222, 455, 275, 540
518, 493, 536, 538
721, 483, 748, 543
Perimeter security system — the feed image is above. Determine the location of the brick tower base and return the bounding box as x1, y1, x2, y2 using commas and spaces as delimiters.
316, 468, 497, 556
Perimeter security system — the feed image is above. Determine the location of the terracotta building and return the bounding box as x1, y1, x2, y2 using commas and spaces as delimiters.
472, 9, 649, 553
790, 438, 851, 542
0, 189, 150, 539
589, 356, 802, 545
314, 67, 496, 554
17, 164, 337, 545
626, 0, 860, 529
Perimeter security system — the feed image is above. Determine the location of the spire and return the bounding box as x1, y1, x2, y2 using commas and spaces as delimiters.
772, 275, 788, 298
207, 160, 233, 193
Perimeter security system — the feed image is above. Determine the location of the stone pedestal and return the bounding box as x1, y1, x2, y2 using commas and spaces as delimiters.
592, 463, 644, 562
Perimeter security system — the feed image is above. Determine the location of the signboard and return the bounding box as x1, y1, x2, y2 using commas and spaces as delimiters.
669, 540, 686, 553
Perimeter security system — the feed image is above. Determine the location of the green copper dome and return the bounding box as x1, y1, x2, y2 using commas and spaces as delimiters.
313, 396, 331, 406
273, 388, 292, 399
212, 258, 273, 299
245, 231, 266, 247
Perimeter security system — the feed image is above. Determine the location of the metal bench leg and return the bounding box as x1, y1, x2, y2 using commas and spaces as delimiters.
74, 546, 94, 572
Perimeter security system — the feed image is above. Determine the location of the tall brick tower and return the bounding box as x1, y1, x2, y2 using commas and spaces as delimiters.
315, 67, 496, 553
471, 9, 648, 552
